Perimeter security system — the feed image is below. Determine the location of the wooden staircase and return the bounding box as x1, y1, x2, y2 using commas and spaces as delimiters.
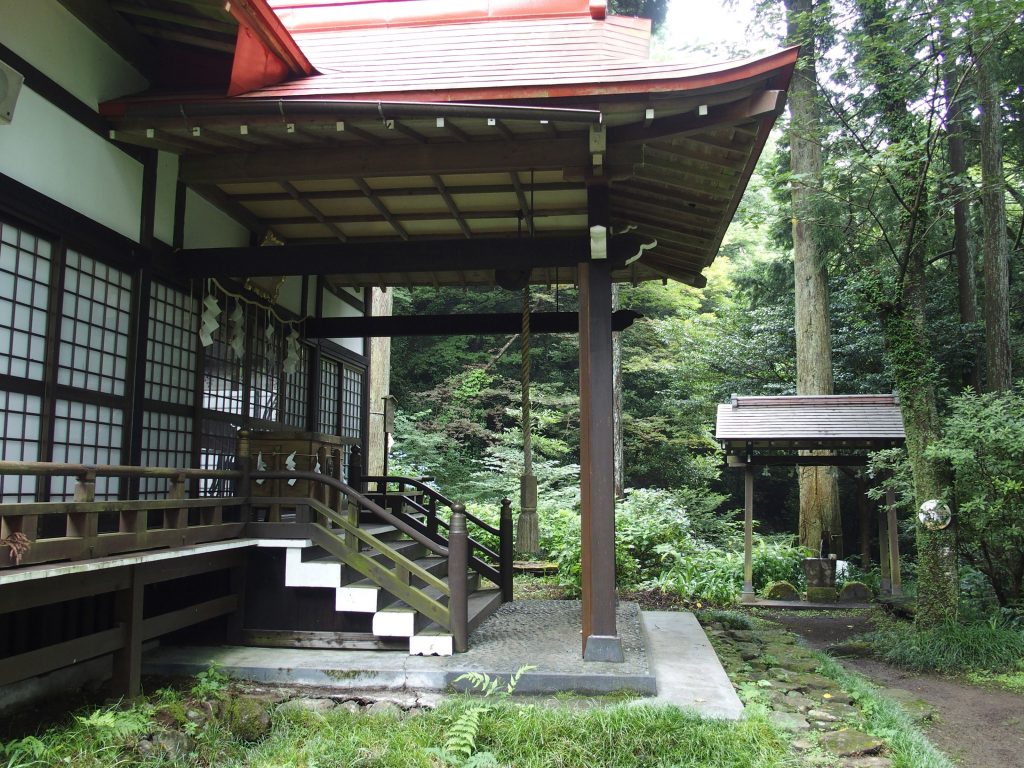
282, 516, 504, 655
250, 453, 514, 656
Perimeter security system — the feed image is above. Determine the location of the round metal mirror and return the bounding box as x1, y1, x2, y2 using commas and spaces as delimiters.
918, 499, 952, 530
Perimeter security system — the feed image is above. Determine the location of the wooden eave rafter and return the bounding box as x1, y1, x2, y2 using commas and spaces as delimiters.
105, 50, 794, 288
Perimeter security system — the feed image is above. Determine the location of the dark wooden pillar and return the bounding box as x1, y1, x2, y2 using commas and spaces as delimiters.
111, 568, 144, 698
578, 185, 623, 662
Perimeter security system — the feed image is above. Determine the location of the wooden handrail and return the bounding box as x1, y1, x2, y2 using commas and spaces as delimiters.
362, 475, 500, 536
0, 460, 240, 480
252, 470, 450, 557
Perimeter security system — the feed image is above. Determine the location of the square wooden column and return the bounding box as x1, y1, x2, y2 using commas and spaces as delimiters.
742, 466, 755, 602
578, 185, 623, 662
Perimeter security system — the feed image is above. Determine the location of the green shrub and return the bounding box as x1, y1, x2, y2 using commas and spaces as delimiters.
751, 537, 808, 591
926, 386, 1024, 607
860, 616, 1024, 673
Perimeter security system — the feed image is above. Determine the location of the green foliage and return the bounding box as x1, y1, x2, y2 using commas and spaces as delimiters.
190, 662, 229, 700
73, 705, 151, 747
926, 386, 1024, 606
434, 666, 535, 766
860, 615, 1024, 674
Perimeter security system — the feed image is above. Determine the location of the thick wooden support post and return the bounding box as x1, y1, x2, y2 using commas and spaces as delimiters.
111, 568, 144, 699
69, 471, 98, 559
886, 487, 902, 596
500, 497, 515, 603
878, 504, 892, 595
237, 430, 252, 523
742, 467, 755, 602
449, 505, 469, 653
578, 189, 623, 662
226, 563, 246, 644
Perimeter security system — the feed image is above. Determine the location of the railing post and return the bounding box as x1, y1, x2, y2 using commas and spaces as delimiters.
349, 445, 363, 492
165, 472, 187, 531
500, 497, 514, 603
237, 430, 252, 523
68, 470, 97, 559
449, 504, 469, 652
428, 495, 439, 539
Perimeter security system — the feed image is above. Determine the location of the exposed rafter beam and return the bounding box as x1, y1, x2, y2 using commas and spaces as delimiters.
354, 178, 408, 240
191, 184, 267, 234
230, 181, 581, 202
179, 137, 590, 185
510, 173, 534, 235
280, 181, 347, 242
431, 175, 472, 238
608, 90, 786, 144
109, 3, 236, 35
134, 24, 235, 53
56, 0, 156, 76
260, 206, 587, 226
305, 310, 642, 338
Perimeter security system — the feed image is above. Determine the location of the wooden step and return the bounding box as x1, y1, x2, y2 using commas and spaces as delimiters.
372, 572, 480, 638
334, 555, 448, 612
409, 589, 504, 656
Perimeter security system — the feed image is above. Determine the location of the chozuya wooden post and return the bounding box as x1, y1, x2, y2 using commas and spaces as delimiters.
742, 466, 755, 602
886, 486, 902, 596
578, 184, 624, 662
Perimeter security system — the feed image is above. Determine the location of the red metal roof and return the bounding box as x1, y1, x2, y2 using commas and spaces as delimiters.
233, 2, 791, 103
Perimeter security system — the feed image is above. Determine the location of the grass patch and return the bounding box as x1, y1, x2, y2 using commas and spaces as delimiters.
966, 668, 1024, 693
2, 689, 790, 768
859, 616, 1024, 674
812, 653, 955, 768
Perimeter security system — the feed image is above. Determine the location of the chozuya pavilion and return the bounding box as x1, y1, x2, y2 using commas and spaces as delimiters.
0, 0, 796, 700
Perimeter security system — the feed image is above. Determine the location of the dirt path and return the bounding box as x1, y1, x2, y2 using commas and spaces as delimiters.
768, 611, 1024, 768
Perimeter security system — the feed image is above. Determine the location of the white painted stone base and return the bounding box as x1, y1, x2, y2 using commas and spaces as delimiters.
373, 608, 415, 637
409, 632, 453, 656
284, 547, 343, 588
335, 585, 380, 612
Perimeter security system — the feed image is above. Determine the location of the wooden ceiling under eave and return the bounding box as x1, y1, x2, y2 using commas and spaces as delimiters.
99, 2, 796, 290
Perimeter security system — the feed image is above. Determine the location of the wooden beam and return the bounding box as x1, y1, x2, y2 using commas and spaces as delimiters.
0, 626, 124, 686
262, 206, 586, 226
133, 24, 235, 53
609, 90, 786, 144
141, 595, 238, 641
55, 0, 155, 77
431, 175, 472, 238
179, 137, 590, 185
177, 236, 589, 277
510, 173, 534, 235
191, 184, 266, 234
110, 3, 237, 35
305, 310, 641, 337
354, 178, 408, 240
231, 181, 580, 202
281, 181, 347, 242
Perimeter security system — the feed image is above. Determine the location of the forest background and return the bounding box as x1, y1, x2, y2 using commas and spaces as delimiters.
384, 0, 1024, 615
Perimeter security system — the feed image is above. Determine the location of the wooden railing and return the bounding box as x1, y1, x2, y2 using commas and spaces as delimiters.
0, 457, 514, 653
0, 461, 245, 569
361, 474, 514, 603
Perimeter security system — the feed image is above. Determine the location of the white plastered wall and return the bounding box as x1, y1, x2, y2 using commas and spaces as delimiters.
321, 287, 364, 356
0, 0, 150, 241
182, 190, 250, 249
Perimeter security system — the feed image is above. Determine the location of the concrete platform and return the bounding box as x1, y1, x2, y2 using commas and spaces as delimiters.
144, 601, 742, 719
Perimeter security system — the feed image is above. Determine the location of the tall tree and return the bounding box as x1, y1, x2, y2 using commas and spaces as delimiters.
784, 0, 842, 552
975, 8, 1013, 391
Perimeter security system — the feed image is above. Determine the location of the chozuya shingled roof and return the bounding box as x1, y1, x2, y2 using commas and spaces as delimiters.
715, 395, 906, 449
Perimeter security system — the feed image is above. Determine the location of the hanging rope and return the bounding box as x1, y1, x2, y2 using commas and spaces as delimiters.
521, 285, 532, 476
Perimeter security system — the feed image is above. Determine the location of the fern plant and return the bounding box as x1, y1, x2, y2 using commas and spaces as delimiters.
428, 665, 535, 766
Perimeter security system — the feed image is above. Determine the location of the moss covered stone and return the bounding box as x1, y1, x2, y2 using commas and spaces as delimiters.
220, 697, 272, 743
806, 586, 838, 603
839, 582, 872, 602
764, 581, 801, 600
